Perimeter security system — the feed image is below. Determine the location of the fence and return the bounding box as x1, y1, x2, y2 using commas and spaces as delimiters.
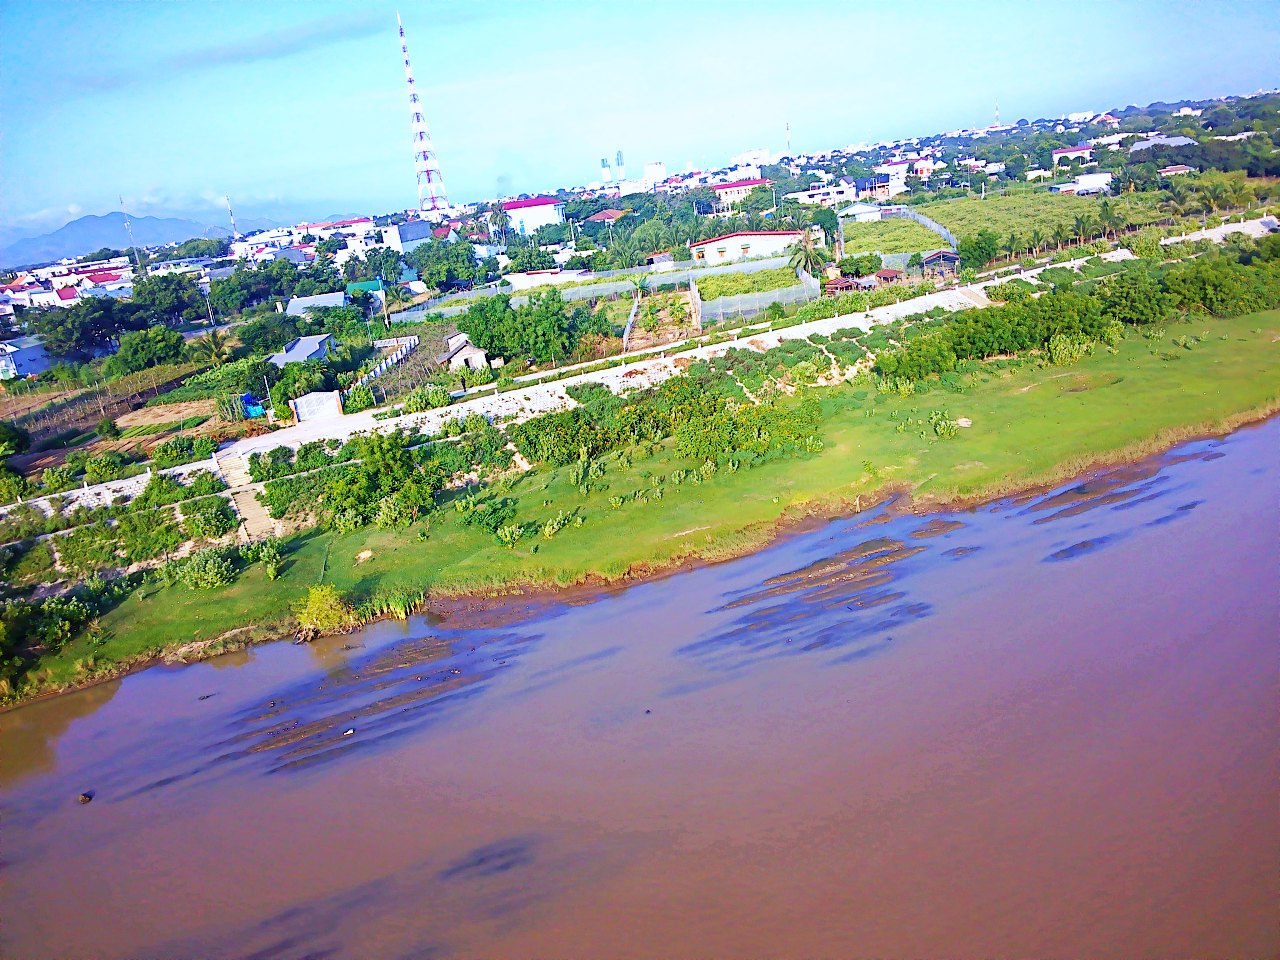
620, 296, 641, 352
344, 335, 419, 397
880, 206, 957, 250
695, 267, 820, 326
391, 255, 796, 324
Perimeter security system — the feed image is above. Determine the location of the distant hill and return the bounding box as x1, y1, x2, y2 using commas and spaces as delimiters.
0, 212, 231, 269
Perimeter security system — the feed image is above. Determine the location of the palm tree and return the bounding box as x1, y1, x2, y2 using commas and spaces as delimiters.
488, 203, 510, 243
1028, 228, 1046, 256
1004, 233, 1021, 260
190, 328, 233, 367
788, 232, 826, 276
1200, 181, 1228, 216
1051, 224, 1070, 251
629, 274, 650, 299
1098, 200, 1123, 240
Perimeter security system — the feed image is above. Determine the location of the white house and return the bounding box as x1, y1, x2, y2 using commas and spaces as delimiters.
873, 159, 913, 189
0, 336, 52, 379
710, 178, 771, 209
785, 179, 860, 207
1052, 144, 1093, 165
502, 197, 565, 236
687, 230, 800, 266
835, 202, 883, 224
1050, 172, 1113, 195
29, 286, 78, 309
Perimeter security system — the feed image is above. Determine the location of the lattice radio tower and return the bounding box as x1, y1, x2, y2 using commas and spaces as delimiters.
398, 12, 449, 215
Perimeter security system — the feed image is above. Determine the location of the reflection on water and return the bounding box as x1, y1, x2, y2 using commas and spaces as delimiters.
0, 680, 120, 789
1, 422, 1277, 960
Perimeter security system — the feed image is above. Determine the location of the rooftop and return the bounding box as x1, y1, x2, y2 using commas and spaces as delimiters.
710, 178, 772, 192
689, 230, 801, 249
502, 197, 563, 211
284, 291, 346, 316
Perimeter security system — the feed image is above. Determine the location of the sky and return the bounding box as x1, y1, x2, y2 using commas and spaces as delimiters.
1, 0, 1278, 237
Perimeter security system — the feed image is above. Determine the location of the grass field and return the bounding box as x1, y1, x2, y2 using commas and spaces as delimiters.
32, 307, 1276, 695
842, 218, 947, 254
917, 191, 1167, 242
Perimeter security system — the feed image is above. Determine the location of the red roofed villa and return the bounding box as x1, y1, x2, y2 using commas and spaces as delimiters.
501, 196, 566, 235
586, 208, 629, 224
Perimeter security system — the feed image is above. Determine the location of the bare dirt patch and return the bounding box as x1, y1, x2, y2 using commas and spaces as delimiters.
116, 400, 216, 428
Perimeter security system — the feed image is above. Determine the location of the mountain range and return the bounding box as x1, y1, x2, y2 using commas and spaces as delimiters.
0, 212, 282, 269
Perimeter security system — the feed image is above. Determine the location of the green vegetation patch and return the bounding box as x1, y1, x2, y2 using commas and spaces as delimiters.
842, 217, 946, 254
696, 267, 802, 302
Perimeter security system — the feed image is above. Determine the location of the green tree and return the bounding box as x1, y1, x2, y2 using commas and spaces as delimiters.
102, 327, 187, 378
132, 273, 205, 327
957, 229, 1001, 270
1099, 271, 1172, 325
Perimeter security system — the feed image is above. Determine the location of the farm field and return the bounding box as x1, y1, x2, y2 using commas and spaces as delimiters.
842, 217, 946, 254
696, 266, 802, 301
917, 190, 1167, 241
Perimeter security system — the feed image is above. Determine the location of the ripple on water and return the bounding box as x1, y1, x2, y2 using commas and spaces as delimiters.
678, 535, 933, 673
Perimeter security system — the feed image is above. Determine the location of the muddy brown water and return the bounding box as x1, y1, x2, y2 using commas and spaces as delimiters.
2, 421, 1278, 960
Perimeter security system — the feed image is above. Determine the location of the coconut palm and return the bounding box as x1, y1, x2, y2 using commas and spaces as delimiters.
1197, 182, 1224, 216
1028, 228, 1046, 255
1051, 224, 1070, 251
629, 274, 650, 299
788, 232, 827, 275
488, 203, 510, 243
1004, 233, 1021, 260
190, 328, 234, 367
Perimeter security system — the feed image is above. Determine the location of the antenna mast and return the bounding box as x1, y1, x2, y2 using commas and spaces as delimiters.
398, 12, 450, 217
121, 196, 145, 277
225, 195, 239, 239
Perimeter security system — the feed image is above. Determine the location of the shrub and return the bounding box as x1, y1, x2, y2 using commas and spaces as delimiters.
151, 435, 217, 468
1046, 333, 1093, 366
402, 384, 452, 413
294, 584, 355, 638
96, 418, 120, 439
182, 496, 237, 539
495, 523, 524, 549
160, 548, 237, 590
343, 384, 376, 414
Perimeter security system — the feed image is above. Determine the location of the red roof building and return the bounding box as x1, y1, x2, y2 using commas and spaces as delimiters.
56, 286, 78, 301
85, 272, 122, 284
501, 196, 562, 211
586, 208, 628, 223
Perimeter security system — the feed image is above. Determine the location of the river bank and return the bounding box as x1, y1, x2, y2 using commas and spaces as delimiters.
6, 306, 1279, 705
2, 415, 1276, 959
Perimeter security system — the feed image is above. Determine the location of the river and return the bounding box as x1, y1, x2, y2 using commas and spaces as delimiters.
2, 420, 1277, 959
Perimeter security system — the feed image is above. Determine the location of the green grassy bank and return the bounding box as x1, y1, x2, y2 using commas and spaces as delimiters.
22, 308, 1280, 698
